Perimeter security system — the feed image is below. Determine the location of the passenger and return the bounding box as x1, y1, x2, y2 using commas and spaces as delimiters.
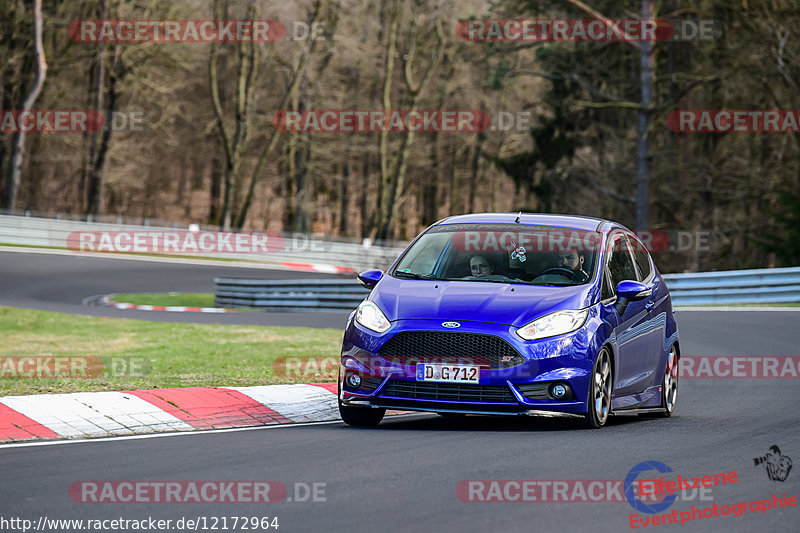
469, 256, 494, 278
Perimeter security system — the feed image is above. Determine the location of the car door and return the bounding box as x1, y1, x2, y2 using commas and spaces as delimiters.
605, 233, 654, 397
628, 233, 668, 389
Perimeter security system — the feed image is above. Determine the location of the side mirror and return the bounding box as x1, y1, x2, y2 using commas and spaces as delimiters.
616, 280, 652, 300
357, 269, 383, 290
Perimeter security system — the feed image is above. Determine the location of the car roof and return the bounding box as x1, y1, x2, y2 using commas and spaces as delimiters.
436, 212, 625, 233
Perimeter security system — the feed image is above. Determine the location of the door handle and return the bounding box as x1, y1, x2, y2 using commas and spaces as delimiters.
645, 301, 655, 311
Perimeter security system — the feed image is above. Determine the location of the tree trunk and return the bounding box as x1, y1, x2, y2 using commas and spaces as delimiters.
339, 144, 351, 235
208, 153, 222, 225
421, 137, 439, 226
360, 152, 371, 238
3, 0, 47, 210
87, 45, 121, 217
635, 0, 654, 230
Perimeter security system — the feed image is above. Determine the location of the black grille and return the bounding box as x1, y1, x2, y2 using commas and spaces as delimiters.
360, 376, 383, 391
380, 379, 517, 403
516, 382, 551, 400
377, 331, 525, 369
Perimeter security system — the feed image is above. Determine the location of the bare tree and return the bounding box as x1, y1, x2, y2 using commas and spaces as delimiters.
561, 0, 653, 230
208, 0, 257, 229
374, 1, 444, 240
3, 0, 46, 210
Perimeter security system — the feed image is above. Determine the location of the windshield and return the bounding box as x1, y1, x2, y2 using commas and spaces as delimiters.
391, 223, 600, 286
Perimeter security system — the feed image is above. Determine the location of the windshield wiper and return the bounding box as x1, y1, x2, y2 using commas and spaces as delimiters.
394, 271, 437, 280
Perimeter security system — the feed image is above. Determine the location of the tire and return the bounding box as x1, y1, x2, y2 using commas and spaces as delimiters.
585, 348, 613, 429
339, 401, 385, 427
656, 346, 679, 418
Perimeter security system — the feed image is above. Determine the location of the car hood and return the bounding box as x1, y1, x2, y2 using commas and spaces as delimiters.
371, 275, 596, 327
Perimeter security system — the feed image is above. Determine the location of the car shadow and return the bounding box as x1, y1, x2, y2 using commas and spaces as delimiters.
356, 412, 653, 432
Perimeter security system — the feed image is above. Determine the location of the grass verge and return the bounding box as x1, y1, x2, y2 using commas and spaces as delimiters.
0, 307, 342, 396
110, 292, 217, 308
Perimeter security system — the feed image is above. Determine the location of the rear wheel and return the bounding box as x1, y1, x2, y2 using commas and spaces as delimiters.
657, 346, 679, 417
585, 349, 612, 429
338, 401, 385, 427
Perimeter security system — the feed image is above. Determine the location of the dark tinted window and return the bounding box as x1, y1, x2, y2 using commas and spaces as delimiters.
607, 235, 638, 291
601, 270, 614, 300
628, 234, 653, 280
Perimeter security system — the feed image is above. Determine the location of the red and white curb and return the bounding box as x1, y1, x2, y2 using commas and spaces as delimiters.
0, 383, 343, 443
90, 295, 232, 313
280, 262, 355, 274
111, 302, 231, 313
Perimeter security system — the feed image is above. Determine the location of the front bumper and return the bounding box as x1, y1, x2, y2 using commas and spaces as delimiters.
339, 317, 600, 416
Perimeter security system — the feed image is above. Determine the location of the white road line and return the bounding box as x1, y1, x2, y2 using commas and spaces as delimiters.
0, 413, 428, 450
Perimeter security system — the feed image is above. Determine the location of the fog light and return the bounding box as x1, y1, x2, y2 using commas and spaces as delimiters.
347, 374, 362, 388
551, 383, 567, 399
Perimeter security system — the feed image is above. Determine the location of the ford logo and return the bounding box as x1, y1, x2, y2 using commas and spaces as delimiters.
442, 322, 460, 328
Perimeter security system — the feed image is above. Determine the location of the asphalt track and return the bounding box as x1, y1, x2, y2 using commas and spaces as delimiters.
0, 249, 352, 328
1, 249, 799, 532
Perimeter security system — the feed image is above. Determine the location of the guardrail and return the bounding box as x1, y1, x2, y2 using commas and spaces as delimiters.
3, 213, 798, 309
0, 213, 406, 272
214, 278, 367, 312
663, 266, 800, 306
215, 267, 800, 312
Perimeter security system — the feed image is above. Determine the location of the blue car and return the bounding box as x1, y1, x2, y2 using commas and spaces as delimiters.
338, 213, 680, 428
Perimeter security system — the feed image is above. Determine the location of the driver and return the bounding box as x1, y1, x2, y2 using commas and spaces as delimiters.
469, 255, 494, 278
556, 250, 590, 283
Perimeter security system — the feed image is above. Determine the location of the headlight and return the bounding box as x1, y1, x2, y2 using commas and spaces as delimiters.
516, 309, 588, 340
356, 300, 391, 333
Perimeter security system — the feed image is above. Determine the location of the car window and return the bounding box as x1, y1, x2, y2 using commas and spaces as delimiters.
607, 234, 638, 291
630, 236, 653, 281
395, 232, 450, 276
391, 223, 600, 285
601, 269, 614, 300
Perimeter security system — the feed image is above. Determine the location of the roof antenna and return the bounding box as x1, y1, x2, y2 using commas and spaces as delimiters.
515, 211, 521, 223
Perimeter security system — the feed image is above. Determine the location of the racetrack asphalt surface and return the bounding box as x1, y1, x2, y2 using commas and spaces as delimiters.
1, 249, 799, 532
0, 249, 353, 328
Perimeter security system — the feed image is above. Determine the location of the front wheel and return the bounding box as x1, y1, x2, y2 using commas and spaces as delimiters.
339, 401, 385, 427
585, 349, 613, 429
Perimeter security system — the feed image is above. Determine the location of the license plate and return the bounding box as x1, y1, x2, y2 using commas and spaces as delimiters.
416, 363, 481, 383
